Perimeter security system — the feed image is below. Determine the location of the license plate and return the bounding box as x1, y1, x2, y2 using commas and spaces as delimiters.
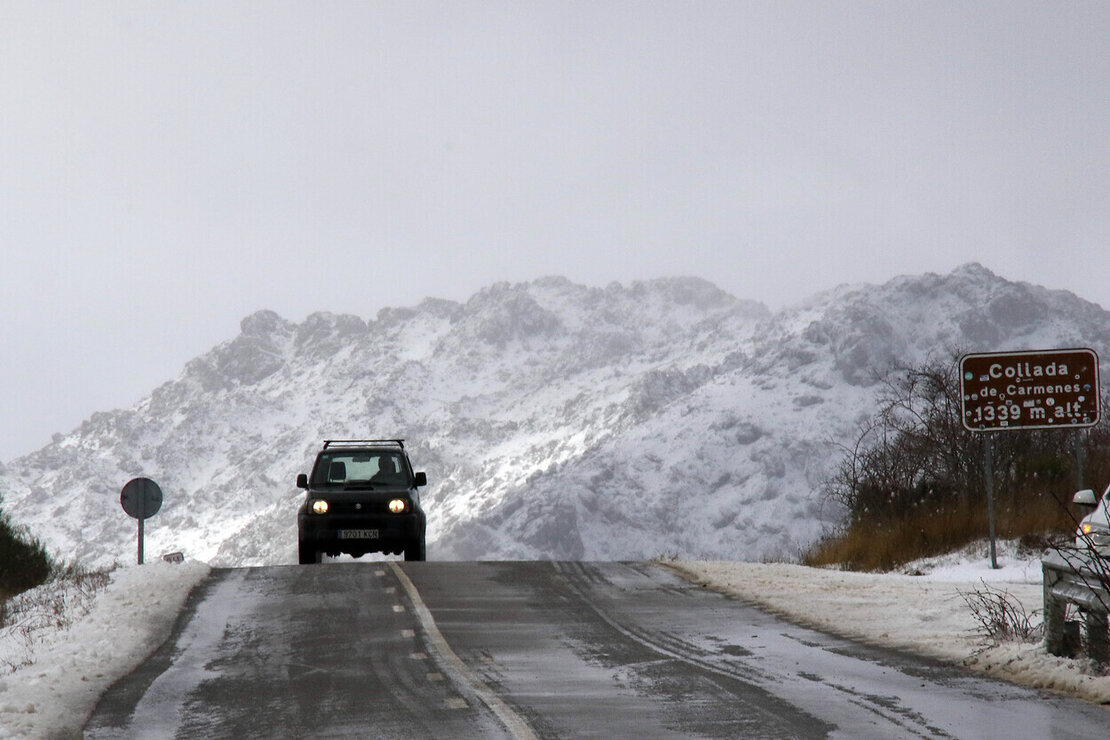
338, 529, 379, 540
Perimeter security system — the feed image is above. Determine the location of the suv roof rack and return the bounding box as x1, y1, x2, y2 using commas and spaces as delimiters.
323, 439, 405, 449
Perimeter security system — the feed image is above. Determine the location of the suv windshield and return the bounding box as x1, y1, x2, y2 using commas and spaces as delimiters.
311, 451, 408, 488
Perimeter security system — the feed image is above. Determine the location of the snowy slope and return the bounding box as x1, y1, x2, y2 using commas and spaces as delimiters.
2, 265, 1108, 567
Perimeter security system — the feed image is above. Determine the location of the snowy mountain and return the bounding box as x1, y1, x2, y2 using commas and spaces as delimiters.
3, 264, 1108, 567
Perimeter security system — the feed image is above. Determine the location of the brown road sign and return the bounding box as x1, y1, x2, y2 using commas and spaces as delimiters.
960, 348, 1100, 432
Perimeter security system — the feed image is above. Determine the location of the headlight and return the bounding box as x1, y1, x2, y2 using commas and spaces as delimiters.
312, 499, 329, 514
388, 498, 407, 514
1082, 523, 1094, 535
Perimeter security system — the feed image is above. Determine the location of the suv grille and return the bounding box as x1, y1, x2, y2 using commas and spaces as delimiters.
326, 500, 396, 515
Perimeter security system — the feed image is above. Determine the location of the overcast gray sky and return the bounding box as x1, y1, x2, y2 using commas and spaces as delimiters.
1, 1, 1108, 461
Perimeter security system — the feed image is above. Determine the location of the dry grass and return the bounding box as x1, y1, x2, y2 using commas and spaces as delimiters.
0, 562, 113, 673
803, 494, 1076, 572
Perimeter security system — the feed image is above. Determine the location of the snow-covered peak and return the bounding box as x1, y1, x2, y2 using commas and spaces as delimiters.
2, 268, 1106, 567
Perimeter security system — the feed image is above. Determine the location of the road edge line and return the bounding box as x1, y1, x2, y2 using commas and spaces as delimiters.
388, 562, 538, 740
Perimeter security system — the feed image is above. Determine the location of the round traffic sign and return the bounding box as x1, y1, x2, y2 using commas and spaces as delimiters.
120, 477, 163, 520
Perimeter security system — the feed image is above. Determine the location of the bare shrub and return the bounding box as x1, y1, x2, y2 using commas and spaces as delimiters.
812, 350, 1110, 571
958, 581, 1042, 646
0, 511, 53, 598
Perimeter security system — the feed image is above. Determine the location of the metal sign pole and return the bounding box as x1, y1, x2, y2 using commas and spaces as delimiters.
984, 434, 997, 569
121, 477, 162, 566
1075, 429, 1086, 492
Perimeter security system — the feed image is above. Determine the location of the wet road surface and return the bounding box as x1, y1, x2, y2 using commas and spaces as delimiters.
85, 561, 1110, 738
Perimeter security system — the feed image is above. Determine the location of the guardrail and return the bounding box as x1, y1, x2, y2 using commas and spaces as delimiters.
1042, 550, 1110, 664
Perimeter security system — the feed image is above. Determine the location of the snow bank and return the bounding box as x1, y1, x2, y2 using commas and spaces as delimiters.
0, 560, 209, 739
671, 544, 1110, 705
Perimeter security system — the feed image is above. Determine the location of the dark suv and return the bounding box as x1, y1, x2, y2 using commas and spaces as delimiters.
297, 439, 427, 564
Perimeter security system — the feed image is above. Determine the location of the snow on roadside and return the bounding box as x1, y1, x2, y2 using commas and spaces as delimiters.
2, 541, 1109, 738
0, 560, 209, 739
671, 540, 1110, 705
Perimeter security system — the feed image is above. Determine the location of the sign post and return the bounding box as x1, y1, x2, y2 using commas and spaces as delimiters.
984, 435, 996, 568
120, 477, 163, 565
960, 348, 1100, 568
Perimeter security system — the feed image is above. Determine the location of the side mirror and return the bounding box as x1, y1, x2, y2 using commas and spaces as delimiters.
297, 474, 308, 489
1073, 489, 1098, 506
414, 471, 427, 487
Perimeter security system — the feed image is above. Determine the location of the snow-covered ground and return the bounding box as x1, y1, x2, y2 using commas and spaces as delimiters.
672, 542, 1110, 706
2, 544, 1108, 738
0, 561, 210, 739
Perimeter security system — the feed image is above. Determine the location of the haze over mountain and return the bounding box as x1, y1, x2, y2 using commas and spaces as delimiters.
3, 264, 1107, 567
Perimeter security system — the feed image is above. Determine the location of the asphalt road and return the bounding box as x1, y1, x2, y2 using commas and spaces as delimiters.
85, 561, 1110, 739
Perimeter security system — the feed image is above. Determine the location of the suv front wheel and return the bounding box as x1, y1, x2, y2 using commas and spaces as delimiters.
298, 540, 321, 565
404, 538, 426, 562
